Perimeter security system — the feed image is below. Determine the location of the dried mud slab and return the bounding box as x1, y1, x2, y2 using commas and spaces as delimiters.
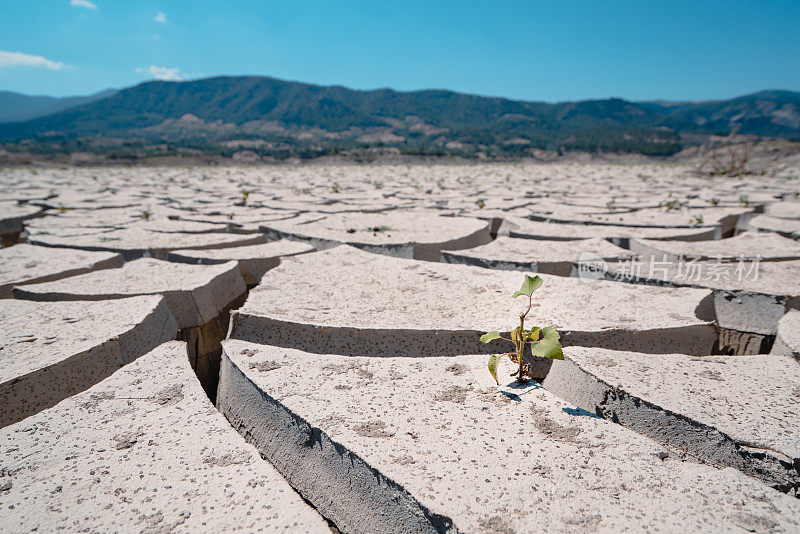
771, 310, 800, 361
524, 206, 751, 235
28, 227, 267, 260
230, 246, 716, 356
739, 214, 800, 239
599, 257, 800, 353
0, 296, 177, 427
260, 211, 491, 261
541, 347, 800, 491
167, 239, 314, 285
629, 231, 800, 262
0, 244, 122, 298
0, 341, 329, 533
500, 216, 720, 242
12, 258, 246, 396
765, 200, 800, 220
442, 236, 630, 276
13, 258, 246, 329
218, 340, 800, 533
0, 202, 43, 246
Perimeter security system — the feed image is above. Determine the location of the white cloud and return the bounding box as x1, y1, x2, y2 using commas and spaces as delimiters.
70, 0, 97, 9
136, 65, 182, 81
153, 11, 167, 23
0, 50, 66, 70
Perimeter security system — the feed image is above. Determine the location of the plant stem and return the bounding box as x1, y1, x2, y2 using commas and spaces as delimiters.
517, 313, 526, 382
515, 294, 533, 382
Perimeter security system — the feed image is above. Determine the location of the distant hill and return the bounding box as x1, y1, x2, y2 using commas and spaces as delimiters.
0, 76, 798, 158
0, 89, 117, 123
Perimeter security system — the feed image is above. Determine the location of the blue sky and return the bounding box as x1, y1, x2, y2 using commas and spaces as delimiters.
1, 0, 798, 101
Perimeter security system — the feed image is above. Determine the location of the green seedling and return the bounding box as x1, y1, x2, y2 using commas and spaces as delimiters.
480, 275, 564, 385
710, 198, 720, 206
139, 210, 151, 220
739, 195, 750, 207
689, 215, 704, 225
475, 198, 486, 209
659, 199, 682, 212
606, 200, 617, 212
332, 183, 341, 193
240, 190, 250, 204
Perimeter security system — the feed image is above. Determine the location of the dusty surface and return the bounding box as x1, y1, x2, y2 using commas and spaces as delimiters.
0, 341, 329, 533
630, 231, 800, 261
13, 258, 246, 328
28, 227, 267, 260
261, 210, 492, 261
772, 309, 800, 360
0, 296, 177, 427
600, 256, 800, 297
1, 162, 799, 531
543, 346, 800, 477
443, 236, 630, 275
0, 202, 42, 235
233, 245, 716, 355
741, 214, 800, 238
167, 239, 314, 284
219, 339, 800, 533
0, 243, 122, 298
501, 215, 721, 241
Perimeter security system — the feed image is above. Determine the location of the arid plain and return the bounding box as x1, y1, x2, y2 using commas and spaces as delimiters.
1, 160, 799, 533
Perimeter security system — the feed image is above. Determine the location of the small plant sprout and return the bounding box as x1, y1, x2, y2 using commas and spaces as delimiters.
139, 210, 151, 220
240, 190, 250, 205
659, 199, 683, 212
480, 275, 564, 385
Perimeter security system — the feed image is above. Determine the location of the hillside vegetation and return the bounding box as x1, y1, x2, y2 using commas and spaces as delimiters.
1, 76, 798, 159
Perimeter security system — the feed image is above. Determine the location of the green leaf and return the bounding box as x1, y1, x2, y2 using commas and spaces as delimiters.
524, 326, 540, 341
480, 331, 501, 344
530, 327, 564, 360
488, 355, 500, 385
512, 275, 543, 298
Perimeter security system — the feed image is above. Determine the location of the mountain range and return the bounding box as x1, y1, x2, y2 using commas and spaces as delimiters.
0, 89, 118, 123
1, 76, 798, 158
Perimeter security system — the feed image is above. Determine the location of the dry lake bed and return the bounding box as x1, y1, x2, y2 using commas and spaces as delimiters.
1, 161, 799, 533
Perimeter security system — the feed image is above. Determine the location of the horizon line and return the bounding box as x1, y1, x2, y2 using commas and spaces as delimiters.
3, 74, 798, 106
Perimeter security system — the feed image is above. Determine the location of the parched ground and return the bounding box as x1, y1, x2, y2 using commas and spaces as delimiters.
1, 161, 799, 533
